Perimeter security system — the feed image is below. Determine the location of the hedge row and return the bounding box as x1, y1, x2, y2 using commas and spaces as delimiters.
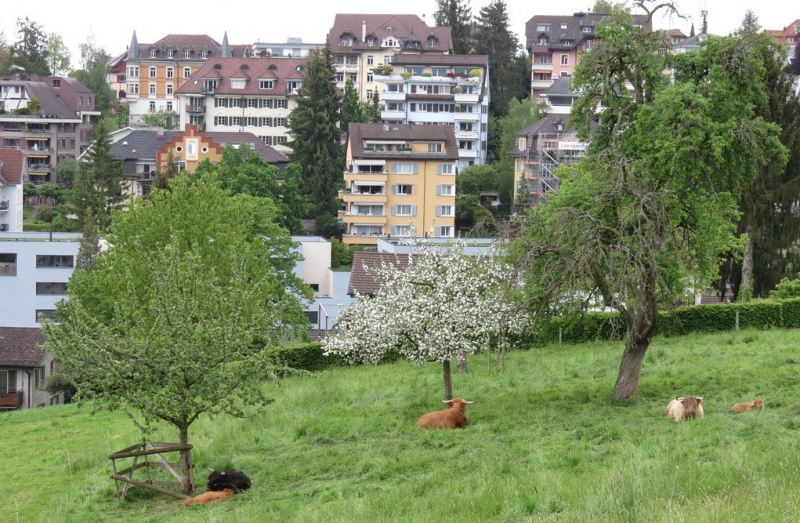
273, 343, 400, 373
531, 298, 800, 346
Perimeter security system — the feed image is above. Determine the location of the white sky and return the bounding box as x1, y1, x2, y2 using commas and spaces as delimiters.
0, 0, 794, 69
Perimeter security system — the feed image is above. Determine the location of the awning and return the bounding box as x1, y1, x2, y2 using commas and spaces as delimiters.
26, 137, 48, 140
353, 159, 387, 166
532, 70, 552, 74
28, 172, 48, 176
26, 154, 49, 158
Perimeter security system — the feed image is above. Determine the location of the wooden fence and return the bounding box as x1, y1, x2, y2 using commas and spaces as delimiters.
108, 442, 194, 503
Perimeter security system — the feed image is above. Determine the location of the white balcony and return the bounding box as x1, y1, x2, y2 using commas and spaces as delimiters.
455, 130, 479, 140
382, 91, 406, 101
454, 93, 479, 103
453, 112, 479, 122
381, 110, 407, 120
458, 149, 478, 158
531, 79, 555, 90
335, 64, 360, 72
531, 63, 554, 71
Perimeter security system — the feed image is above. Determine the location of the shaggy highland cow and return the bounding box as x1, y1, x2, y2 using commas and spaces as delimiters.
417, 398, 475, 429
666, 396, 704, 421
181, 488, 234, 506
733, 398, 763, 412
205, 468, 252, 492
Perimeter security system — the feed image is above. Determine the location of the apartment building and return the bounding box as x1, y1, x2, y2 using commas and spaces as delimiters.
376, 54, 489, 169
0, 74, 99, 184
122, 32, 251, 123
0, 148, 24, 233
340, 123, 458, 246
328, 14, 452, 102
252, 38, 325, 58
526, 11, 649, 97
175, 57, 305, 152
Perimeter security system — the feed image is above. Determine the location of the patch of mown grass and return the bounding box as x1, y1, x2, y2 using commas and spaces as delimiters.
4, 329, 800, 522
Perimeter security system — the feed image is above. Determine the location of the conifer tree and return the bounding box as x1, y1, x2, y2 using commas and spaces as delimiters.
75, 211, 101, 274
434, 0, 473, 54
340, 79, 366, 132
365, 90, 382, 123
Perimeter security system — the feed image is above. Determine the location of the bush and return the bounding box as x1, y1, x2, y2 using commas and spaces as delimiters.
770, 273, 800, 299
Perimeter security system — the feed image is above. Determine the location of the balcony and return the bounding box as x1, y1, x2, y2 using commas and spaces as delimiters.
0, 390, 23, 409
334, 63, 359, 72
458, 149, 478, 158
382, 91, 406, 101
341, 213, 388, 225
454, 93, 479, 104
381, 110, 406, 120
0, 262, 17, 275
455, 130, 479, 140
186, 104, 206, 113
453, 111, 479, 122
531, 79, 555, 90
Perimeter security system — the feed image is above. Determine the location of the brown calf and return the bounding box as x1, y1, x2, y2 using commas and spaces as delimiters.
417, 398, 475, 429
181, 488, 234, 506
666, 396, 704, 421
732, 398, 763, 412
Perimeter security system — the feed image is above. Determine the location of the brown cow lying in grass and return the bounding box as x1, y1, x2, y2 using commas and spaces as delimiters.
181, 488, 234, 506
417, 398, 475, 429
666, 396, 704, 421
733, 398, 763, 412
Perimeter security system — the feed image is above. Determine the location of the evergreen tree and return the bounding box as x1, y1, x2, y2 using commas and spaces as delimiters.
75, 212, 101, 273
434, 0, 473, 54
689, 23, 695, 37
794, 40, 800, 75
287, 45, 344, 217
511, 178, 533, 215
365, 91, 382, 123
340, 79, 365, 132
70, 121, 125, 232
11, 18, 49, 75
152, 148, 179, 192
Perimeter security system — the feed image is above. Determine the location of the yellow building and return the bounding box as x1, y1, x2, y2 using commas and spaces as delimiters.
341, 123, 458, 246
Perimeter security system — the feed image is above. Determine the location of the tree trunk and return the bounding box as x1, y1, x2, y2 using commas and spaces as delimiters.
442, 359, 453, 401
741, 224, 754, 301
457, 351, 467, 373
613, 280, 658, 401
611, 337, 651, 400
178, 426, 194, 494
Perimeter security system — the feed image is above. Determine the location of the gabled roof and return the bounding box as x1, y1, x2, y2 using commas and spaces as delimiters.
176, 57, 307, 96
348, 123, 459, 160
348, 251, 417, 295
509, 113, 580, 158
0, 77, 83, 119
541, 75, 576, 96
525, 12, 651, 51
0, 148, 25, 184
126, 33, 251, 61
0, 327, 46, 368
205, 132, 289, 164
328, 14, 452, 54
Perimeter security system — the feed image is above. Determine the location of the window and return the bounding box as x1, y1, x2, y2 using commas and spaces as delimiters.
202, 49, 210, 59
367, 37, 375, 47
260, 117, 272, 126
166, 102, 173, 111
164, 67, 173, 79
276, 99, 287, 109
383, 55, 394, 65
149, 101, 156, 111
231, 79, 246, 89
337, 72, 344, 83
561, 54, 569, 66
436, 184, 455, 196
366, 72, 374, 83
536, 23, 551, 31
36, 255, 74, 268
582, 25, 593, 33
437, 163, 455, 175
231, 117, 241, 126
437, 226, 453, 237
215, 97, 229, 108
366, 89, 373, 99
127, 66, 139, 77
560, 23, 568, 29
428, 143, 443, 153
518, 137, 526, 150
367, 55, 374, 65
428, 37, 438, 47
287, 81, 300, 93
0, 370, 17, 394
432, 67, 448, 76
561, 39, 574, 46
259, 80, 274, 89
215, 116, 228, 126
385, 102, 403, 111
166, 83, 173, 95
392, 184, 413, 195
247, 98, 258, 108
392, 162, 417, 174
150, 49, 157, 58
247, 117, 257, 126
538, 36, 548, 45
406, 66, 424, 76
166, 49, 175, 58
585, 39, 594, 50
350, 73, 357, 82
149, 83, 156, 95
34, 310, 55, 323
260, 99, 273, 109
149, 66, 156, 78
392, 205, 416, 216
184, 49, 192, 59
275, 118, 286, 127
341, 37, 353, 46
184, 67, 192, 78
52, 79, 60, 88
436, 205, 455, 217
391, 225, 412, 236
0, 253, 17, 276
36, 282, 68, 295
538, 54, 550, 64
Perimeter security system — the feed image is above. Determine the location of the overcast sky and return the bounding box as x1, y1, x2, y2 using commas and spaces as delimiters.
0, 0, 793, 69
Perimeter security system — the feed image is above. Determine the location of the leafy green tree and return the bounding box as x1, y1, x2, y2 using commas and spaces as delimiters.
513, 5, 787, 401
36, 182, 65, 203
44, 33, 71, 76
592, 0, 625, 13
71, 38, 114, 116
511, 178, 533, 216
457, 164, 499, 196
288, 44, 344, 217
340, 79, 365, 132
43, 175, 310, 493
134, 107, 179, 129
69, 121, 125, 232
434, 0, 473, 54
495, 97, 540, 213
11, 18, 49, 75
365, 90, 382, 123
152, 148, 180, 192
769, 274, 800, 299
56, 158, 79, 189
0, 32, 10, 75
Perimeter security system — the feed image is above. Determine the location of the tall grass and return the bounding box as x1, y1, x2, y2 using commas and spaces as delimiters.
3, 329, 800, 522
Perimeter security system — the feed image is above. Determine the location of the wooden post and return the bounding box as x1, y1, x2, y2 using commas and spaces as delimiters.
735, 311, 740, 331
559, 327, 563, 345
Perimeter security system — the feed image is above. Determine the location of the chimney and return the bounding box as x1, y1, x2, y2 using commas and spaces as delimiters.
157, 127, 164, 138
362, 20, 367, 43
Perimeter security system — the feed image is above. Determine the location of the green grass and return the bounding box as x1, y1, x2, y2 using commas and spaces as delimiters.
4, 329, 800, 522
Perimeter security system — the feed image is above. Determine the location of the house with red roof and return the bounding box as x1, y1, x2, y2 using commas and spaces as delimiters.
0, 327, 63, 410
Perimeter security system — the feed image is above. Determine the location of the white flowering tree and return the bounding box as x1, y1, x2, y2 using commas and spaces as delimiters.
323, 234, 527, 400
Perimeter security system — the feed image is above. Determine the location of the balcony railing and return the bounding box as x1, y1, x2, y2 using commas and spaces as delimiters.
186, 104, 206, 113
0, 390, 23, 409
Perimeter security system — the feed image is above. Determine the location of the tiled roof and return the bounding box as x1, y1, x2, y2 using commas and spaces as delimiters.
0, 78, 79, 119
205, 132, 289, 164
0, 327, 46, 368
328, 14, 452, 54
0, 148, 25, 184
348, 251, 417, 295
542, 75, 575, 96
129, 34, 251, 60
525, 12, 650, 51
176, 57, 307, 96
509, 113, 577, 157
348, 123, 459, 160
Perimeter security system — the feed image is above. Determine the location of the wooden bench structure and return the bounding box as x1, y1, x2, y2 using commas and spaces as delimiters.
108, 442, 195, 503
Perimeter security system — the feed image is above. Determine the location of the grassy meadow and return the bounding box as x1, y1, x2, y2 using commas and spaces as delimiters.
3, 329, 800, 522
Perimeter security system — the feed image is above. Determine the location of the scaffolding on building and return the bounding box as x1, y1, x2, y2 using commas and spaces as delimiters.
521, 131, 587, 206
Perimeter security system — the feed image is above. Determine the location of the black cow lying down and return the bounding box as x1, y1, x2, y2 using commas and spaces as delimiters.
205, 467, 252, 492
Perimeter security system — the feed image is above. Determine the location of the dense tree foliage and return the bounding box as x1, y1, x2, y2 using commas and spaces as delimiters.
133, 107, 179, 129
340, 79, 366, 132
324, 235, 526, 400
494, 97, 540, 215
365, 90, 382, 123
69, 121, 125, 232
44, 33, 71, 76
434, 0, 473, 54
9, 18, 50, 75
43, 175, 310, 492
511, 4, 787, 401
288, 45, 344, 218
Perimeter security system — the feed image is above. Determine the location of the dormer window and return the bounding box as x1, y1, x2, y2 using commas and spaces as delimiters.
367, 37, 375, 46
259, 80, 274, 89
231, 79, 246, 89
213, 64, 222, 70
561, 39, 574, 46
268, 64, 278, 70
536, 23, 551, 32
556, 123, 564, 131
201, 49, 210, 59
560, 23, 568, 29
149, 49, 157, 58
166, 49, 175, 58
538, 36, 548, 45
428, 37, 437, 47
341, 36, 353, 46
184, 49, 192, 59
385, 38, 396, 47
582, 26, 593, 33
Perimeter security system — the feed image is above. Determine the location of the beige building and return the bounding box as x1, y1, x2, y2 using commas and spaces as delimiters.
328, 14, 452, 102
341, 123, 458, 246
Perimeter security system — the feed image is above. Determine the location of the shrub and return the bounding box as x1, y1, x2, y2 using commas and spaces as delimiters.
469, 69, 481, 77
771, 273, 800, 299
400, 72, 412, 79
